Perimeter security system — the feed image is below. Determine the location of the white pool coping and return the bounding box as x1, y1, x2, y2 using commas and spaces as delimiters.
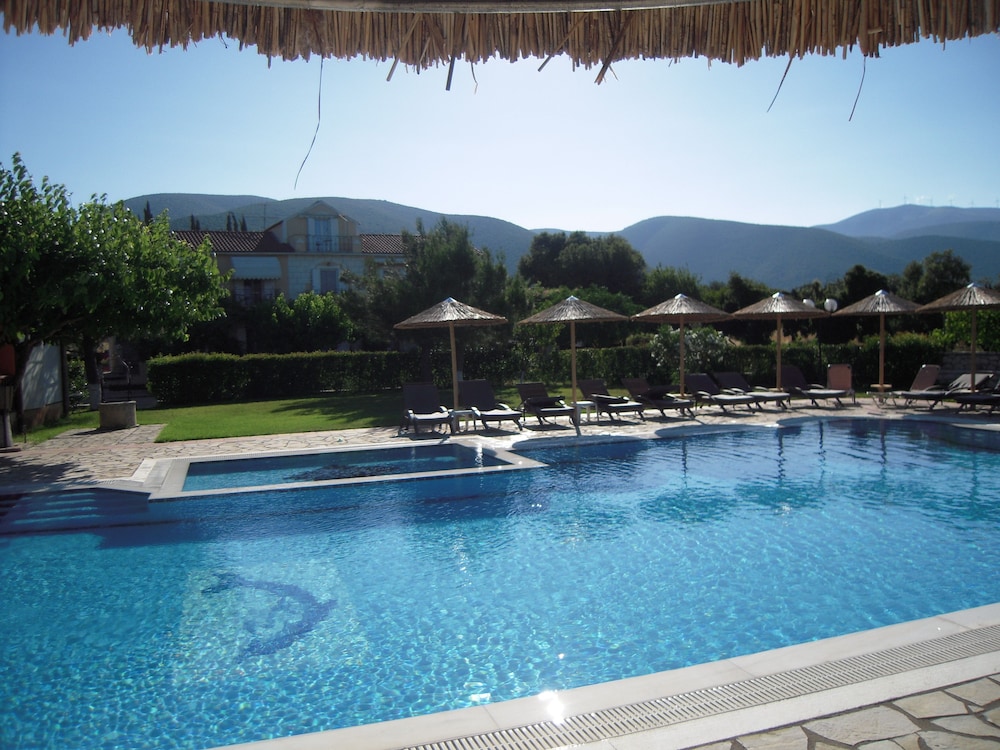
147, 442, 543, 500
216, 602, 1000, 750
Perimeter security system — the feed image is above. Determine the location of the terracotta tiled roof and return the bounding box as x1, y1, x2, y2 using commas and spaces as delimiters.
361, 234, 405, 256
175, 229, 404, 257
172, 230, 293, 254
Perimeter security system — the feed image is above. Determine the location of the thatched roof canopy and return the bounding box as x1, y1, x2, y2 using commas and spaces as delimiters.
633, 293, 730, 324
519, 295, 626, 324
917, 282, 1000, 313
4, 0, 998, 77
395, 297, 506, 329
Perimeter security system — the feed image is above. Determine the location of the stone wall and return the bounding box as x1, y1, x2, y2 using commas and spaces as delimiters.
939, 351, 1000, 385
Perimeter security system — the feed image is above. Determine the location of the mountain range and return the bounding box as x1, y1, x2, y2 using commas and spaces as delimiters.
124, 194, 1000, 290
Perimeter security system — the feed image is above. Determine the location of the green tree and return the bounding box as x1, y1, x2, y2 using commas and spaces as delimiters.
517, 231, 566, 288
650, 325, 731, 382
344, 219, 511, 374
936, 309, 1000, 352
252, 292, 355, 353
0, 153, 228, 403
897, 249, 971, 304
705, 272, 775, 344
640, 265, 702, 307
519, 231, 646, 298
798, 265, 892, 345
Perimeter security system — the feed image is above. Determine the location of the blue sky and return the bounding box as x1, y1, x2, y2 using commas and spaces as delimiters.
1, 26, 998, 232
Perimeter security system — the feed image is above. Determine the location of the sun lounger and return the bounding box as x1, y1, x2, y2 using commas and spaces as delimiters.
400, 382, 453, 434
621, 377, 694, 418
953, 377, 1000, 412
780, 365, 853, 407
711, 371, 790, 409
890, 364, 941, 405
898, 371, 993, 410
458, 379, 522, 431
578, 379, 646, 422
684, 373, 758, 413
516, 383, 579, 427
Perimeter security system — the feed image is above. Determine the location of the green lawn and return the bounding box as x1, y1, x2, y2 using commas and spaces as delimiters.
24, 384, 555, 443
151, 393, 403, 441
18, 382, 886, 447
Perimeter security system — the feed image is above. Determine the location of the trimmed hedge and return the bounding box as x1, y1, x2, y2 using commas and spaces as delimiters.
147, 335, 945, 405
147, 351, 423, 405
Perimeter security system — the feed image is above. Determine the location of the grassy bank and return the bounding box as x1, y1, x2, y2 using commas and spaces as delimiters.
25, 384, 545, 443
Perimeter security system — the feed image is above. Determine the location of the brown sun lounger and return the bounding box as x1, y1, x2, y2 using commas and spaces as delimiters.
400, 382, 453, 434
711, 371, 790, 409
579, 378, 646, 422
621, 377, 694, 418
458, 379, 522, 431
901, 371, 994, 409
684, 373, 758, 412
516, 382, 579, 427
780, 365, 853, 407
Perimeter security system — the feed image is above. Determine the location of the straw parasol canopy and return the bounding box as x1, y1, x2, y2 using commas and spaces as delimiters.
834, 289, 918, 392
395, 296, 507, 409
518, 295, 626, 404
917, 282, 1000, 392
5, 0, 998, 79
732, 292, 829, 389
632, 293, 731, 395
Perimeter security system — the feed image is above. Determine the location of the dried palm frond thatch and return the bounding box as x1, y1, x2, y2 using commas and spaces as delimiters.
4, 0, 998, 76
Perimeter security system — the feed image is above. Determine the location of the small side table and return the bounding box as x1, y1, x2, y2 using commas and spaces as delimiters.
869, 384, 893, 407
574, 400, 597, 425
451, 409, 477, 433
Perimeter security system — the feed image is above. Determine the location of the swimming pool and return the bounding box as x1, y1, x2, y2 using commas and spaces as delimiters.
178, 442, 519, 493
1, 418, 998, 749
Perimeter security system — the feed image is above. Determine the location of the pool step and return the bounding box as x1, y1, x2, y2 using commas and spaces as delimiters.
0, 489, 150, 534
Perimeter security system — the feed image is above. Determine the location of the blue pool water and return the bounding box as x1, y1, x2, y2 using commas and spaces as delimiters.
2, 419, 999, 749
182, 443, 510, 491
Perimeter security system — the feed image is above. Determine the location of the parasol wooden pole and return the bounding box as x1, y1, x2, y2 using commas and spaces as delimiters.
678, 320, 687, 396
570, 320, 578, 404
775, 316, 783, 389
878, 312, 886, 390
971, 311, 978, 393
449, 322, 459, 409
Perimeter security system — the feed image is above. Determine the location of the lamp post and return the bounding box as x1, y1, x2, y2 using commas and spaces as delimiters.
819, 298, 838, 374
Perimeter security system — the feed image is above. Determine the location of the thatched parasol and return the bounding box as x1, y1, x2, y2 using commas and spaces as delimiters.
834, 289, 918, 393
5, 0, 998, 77
732, 292, 829, 389
917, 283, 1000, 392
518, 295, 626, 404
395, 297, 507, 409
632, 293, 731, 396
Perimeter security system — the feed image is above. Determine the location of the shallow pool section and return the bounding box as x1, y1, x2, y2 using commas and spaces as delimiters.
2, 419, 999, 750
166, 442, 525, 496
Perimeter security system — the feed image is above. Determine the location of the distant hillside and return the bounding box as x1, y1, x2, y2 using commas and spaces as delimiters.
124, 194, 535, 268
127, 193, 272, 221
817, 204, 1000, 239
124, 194, 1000, 289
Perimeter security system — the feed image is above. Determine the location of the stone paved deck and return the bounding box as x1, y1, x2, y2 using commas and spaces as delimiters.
696, 675, 1000, 750
2, 399, 999, 750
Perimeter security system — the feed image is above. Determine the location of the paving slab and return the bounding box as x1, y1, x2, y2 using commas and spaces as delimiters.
893, 691, 969, 718
947, 677, 1000, 708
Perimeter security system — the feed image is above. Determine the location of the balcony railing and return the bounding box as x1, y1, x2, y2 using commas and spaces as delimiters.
232, 290, 278, 306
